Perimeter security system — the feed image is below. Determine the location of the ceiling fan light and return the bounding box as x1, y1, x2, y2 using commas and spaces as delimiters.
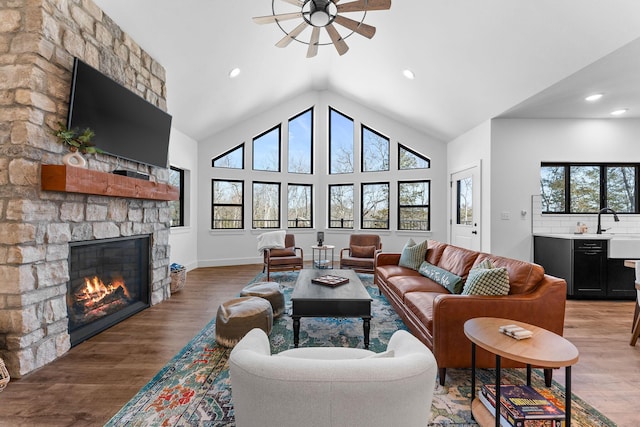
310, 10, 330, 26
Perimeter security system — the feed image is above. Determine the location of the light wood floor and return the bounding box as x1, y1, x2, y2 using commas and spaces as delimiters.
0, 265, 638, 426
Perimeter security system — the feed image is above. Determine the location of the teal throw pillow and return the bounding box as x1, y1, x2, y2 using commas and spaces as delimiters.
418, 261, 463, 294
462, 263, 510, 296
398, 238, 429, 271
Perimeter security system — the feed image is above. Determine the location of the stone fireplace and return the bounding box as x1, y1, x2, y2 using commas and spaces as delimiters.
0, 0, 173, 377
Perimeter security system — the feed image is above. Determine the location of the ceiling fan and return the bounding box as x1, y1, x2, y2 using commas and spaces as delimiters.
253, 0, 392, 58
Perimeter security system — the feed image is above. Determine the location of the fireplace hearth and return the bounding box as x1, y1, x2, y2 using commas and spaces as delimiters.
68, 235, 150, 346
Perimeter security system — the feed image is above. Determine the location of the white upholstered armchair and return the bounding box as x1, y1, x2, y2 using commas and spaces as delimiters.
229, 328, 437, 427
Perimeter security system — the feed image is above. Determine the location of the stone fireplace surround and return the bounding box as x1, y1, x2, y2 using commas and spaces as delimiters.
0, 0, 173, 377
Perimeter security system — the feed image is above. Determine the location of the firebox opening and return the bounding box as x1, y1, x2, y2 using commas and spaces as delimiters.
68, 235, 151, 346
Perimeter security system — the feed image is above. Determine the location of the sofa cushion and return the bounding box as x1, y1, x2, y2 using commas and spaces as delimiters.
418, 261, 463, 294
386, 275, 448, 300
269, 247, 296, 257
426, 240, 448, 265
473, 253, 545, 295
351, 245, 376, 258
399, 238, 429, 271
436, 245, 480, 280
404, 292, 439, 332
376, 264, 422, 282
462, 263, 510, 296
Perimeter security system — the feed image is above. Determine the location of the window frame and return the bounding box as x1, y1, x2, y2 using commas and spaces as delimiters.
287, 183, 313, 228
252, 125, 281, 172
328, 184, 354, 229
211, 179, 244, 229
252, 181, 281, 229
169, 166, 185, 227
212, 143, 245, 169
397, 180, 431, 231
398, 143, 430, 170
541, 162, 639, 214
361, 124, 390, 173
288, 107, 314, 174
361, 181, 390, 230
329, 107, 355, 175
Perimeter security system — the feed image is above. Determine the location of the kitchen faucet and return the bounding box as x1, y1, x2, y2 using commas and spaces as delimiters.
596, 207, 619, 234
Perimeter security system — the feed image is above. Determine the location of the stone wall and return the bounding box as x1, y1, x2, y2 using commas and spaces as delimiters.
0, 0, 172, 377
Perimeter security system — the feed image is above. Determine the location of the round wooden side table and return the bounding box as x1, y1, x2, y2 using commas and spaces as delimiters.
464, 317, 579, 427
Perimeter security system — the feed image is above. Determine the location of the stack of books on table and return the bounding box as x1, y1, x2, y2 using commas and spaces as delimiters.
499, 324, 534, 340
479, 384, 565, 427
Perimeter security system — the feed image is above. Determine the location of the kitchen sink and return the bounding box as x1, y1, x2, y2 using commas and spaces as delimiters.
608, 235, 640, 258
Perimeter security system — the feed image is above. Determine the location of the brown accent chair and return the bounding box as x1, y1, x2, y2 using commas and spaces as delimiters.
263, 234, 304, 280
339, 234, 382, 274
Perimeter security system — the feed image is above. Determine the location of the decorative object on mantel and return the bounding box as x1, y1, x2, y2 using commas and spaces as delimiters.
53, 122, 102, 168
253, 0, 391, 58
170, 263, 187, 293
0, 357, 10, 392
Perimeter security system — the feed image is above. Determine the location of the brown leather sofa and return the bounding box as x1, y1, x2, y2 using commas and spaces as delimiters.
374, 240, 567, 385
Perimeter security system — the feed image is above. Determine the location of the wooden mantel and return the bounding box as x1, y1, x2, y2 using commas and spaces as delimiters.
41, 165, 179, 201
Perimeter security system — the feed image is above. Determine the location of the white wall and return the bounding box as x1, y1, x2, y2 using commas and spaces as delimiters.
168, 127, 199, 271
491, 118, 640, 261
447, 120, 492, 251
197, 90, 447, 267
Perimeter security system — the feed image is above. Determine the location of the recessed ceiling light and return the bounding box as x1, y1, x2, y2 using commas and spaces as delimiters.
611, 109, 628, 116
402, 69, 415, 80
585, 93, 603, 102
228, 68, 241, 78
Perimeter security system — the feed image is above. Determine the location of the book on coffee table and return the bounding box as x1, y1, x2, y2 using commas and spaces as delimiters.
311, 275, 349, 287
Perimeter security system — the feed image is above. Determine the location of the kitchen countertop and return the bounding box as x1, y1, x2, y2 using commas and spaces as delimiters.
534, 233, 614, 240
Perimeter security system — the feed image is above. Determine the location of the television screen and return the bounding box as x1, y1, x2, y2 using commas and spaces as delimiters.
67, 58, 172, 169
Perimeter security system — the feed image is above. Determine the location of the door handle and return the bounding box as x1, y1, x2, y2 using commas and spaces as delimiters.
471, 230, 478, 235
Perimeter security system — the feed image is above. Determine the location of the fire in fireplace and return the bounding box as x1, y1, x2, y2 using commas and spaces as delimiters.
68, 235, 150, 346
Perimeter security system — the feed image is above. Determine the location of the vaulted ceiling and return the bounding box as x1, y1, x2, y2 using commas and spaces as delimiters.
92, 0, 640, 142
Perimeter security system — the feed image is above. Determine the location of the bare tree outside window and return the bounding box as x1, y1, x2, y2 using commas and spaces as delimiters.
288, 184, 312, 228
213, 143, 244, 169
212, 179, 243, 229
570, 165, 600, 213
253, 126, 280, 172
329, 184, 354, 228
540, 165, 566, 212
169, 166, 185, 227
607, 166, 636, 212
329, 108, 354, 174
253, 182, 280, 228
399, 144, 430, 170
361, 125, 389, 172
361, 182, 389, 229
288, 109, 313, 174
399, 181, 430, 230
456, 177, 473, 225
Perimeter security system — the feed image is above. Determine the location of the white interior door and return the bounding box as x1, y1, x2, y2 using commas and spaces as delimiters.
451, 165, 481, 250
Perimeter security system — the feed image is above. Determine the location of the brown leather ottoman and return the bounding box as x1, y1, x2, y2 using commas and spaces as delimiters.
240, 281, 286, 317
215, 296, 273, 348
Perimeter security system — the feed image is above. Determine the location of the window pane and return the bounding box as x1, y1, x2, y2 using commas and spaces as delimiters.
329, 108, 354, 174
607, 166, 636, 212
399, 144, 430, 170
329, 185, 354, 229
570, 166, 600, 213
540, 166, 565, 213
288, 184, 312, 228
253, 182, 280, 228
169, 167, 184, 227
362, 183, 389, 229
399, 181, 429, 231
213, 144, 244, 169
253, 126, 280, 171
362, 126, 389, 172
212, 179, 243, 229
288, 109, 312, 174
456, 177, 473, 225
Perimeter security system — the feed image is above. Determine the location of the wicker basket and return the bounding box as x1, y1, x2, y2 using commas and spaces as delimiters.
170, 268, 187, 293
0, 358, 10, 392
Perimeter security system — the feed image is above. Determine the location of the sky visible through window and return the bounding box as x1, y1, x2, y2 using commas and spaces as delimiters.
288, 109, 312, 174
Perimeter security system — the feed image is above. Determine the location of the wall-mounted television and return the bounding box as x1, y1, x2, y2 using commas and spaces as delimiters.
67, 57, 172, 169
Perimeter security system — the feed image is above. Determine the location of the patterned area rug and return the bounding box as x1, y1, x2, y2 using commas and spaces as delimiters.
106, 271, 614, 427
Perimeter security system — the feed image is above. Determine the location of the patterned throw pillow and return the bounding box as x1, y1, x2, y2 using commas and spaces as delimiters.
398, 238, 429, 271
462, 262, 510, 296
418, 261, 463, 294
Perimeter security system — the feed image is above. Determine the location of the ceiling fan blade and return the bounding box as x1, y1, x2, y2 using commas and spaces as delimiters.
334, 14, 376, 39
253, 12, 303, 24
276, 21, 309, 48
325, 23, 349, 56
337, 0, 391, 13
307, 27, 320, 58
280, 0, 304, 6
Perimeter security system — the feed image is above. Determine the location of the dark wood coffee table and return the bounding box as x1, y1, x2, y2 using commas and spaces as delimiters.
291, 269, 372, 348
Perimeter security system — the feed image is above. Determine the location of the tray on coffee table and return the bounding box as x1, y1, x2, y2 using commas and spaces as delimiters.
311, 275, 349, 287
